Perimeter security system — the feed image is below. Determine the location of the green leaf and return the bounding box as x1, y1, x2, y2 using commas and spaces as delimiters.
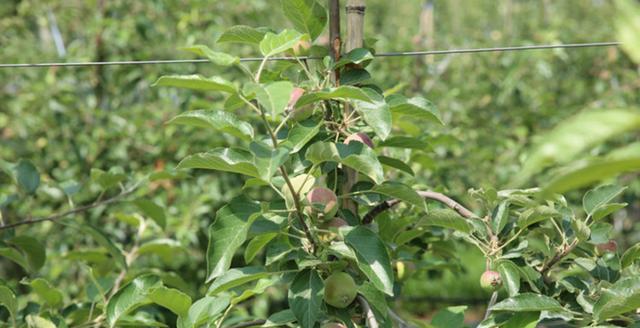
15, 159, 40, 194
503, 312, 540, 328
371, 182, 425, 211
418, 209, 472, 234
621, 243, 640, 269
592, 203, 627, 222
106, 275, 162, 327
137, 239, 185, 263
593, 277, 640, 321
305, 142, 384, 184
148, 286, 192, 317
152, 75, 237, 93
181, 45, 239, 66
208, 267, 275, 295
0, 285, 17, 324
79, 224, 127, 269
354, 89, 392, 140
517, 205, 559, 228
167, 110, 254, 141
288, 269, 323, 327
295, 86, 372, 107
246, 81, 294, 119
177, 295, 230, 328
0, 247, 29, 271
178, 148, 260, 178
263, 309, 296, 327
133, 199, 166, 229
27, 278, 63, 308
345, 226, 394, 296
244, 233, 277, 263
283, 118, 321, 154
250, 141, 290, 181
358, 282, 389, 319
334, 48, 375, 69
492, 201, 510, 235
259, 29, 308, 57
26, 315, 56, 328
516, 110, 640, 186
492, 293, 564, 312
542, 156, 640, 194
7, 236, 46, 271
378, 155, 414, 176
431, 306, 467, 328
90, 168, 126, 190
281, 0, 327, 40
583, 184, 627, 217
616, 0, 640, 63
218, 25, 267, 44
387, 94, 442, 125
206, 196, 262, 282
498, 260, 521, 297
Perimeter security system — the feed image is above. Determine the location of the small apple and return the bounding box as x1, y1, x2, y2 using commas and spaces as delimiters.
480, 270, 502, 291
306, 187, 338, 219
324, 272, 357, 308
343, 132, 374, 148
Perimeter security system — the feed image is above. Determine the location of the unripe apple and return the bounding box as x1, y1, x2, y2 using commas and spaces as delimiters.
343, 132, 374, 148
287, 87, 305, 109
324, 272, 357, 308
480, 270, 502, 291
596, 240, 618, 254
282, 174, 316, 209
306, 187, 338, 219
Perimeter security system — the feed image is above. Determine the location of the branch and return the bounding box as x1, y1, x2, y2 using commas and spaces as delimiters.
539, 239, 579, 277
363, 190, 475, 224
388, 309, 416, 328
357, 295, 379, 328
228, 320, 266, 328
0, 183, 140, 230
483, 291, 498, 321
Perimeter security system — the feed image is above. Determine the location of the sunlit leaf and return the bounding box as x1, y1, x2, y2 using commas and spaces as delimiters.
153, 75, 237, 93
593, 277, 640, 321
181, 45, 239, 66
148, 286, 192, 317
106, 275, 162, 327
492, 293, 564, 312
259, 29, 308, 57
345, 226, 394, 296
178, 148, 260, 178
281, 0, 327, 40
167, 110, 254, 141
218, 25, 268, 44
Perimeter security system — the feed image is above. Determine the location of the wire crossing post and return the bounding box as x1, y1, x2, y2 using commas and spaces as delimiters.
342, 0, 366, 218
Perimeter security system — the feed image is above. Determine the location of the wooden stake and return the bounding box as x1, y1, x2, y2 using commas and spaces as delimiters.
328, 0, 341, 82
341, 0, 365, 217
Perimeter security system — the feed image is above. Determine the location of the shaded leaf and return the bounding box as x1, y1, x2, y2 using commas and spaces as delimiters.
246, 81, 294, 119
137, 239, 185, 263
418, 209, 472, 234
593, 277, 640, 321
371, 182, 426, 210
295, 86, 372, 107
7, 235, 46, 271
283, 118, 321, 154
431, 306, 467, 328
133, 199, 166, 229
305, 142, 384, 184
621, 243, 640, 269
15, 159, 39, 194
244, 233, 277, 263
177, 295, 230, 328
354, 89, 391, 140
27, 278, 63, 308
378, 155, 415, 176
0, 285, 17, 323
148, 286, 192, 317
250, 141, 290, 181
263, 309, 296, 327
387, 94, 442, 125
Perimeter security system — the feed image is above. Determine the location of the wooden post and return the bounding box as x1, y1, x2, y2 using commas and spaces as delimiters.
342, 0, 365, 217
328, 0, 341, 82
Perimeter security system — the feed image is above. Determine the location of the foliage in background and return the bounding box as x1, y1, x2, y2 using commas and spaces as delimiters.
0, 0, 639, 327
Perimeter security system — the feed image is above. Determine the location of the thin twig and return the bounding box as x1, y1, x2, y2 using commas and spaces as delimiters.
228, 320, 267, 328
0, 182, 140, 230
388, 309, 416, 328
362, 190, 475, 224
483, 291, 498, 321
539, 239, 579, 277
357, 295, 379, 328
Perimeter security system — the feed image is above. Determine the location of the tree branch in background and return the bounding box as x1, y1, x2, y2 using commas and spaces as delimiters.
357, 295, 379, 328
0, 183, 140, 230
363, 190, 475, 224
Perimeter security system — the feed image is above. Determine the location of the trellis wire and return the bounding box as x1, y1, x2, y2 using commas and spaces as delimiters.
0, 41, 621, 69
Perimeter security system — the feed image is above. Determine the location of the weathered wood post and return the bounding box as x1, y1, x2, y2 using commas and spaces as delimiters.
342, 0, 366, 217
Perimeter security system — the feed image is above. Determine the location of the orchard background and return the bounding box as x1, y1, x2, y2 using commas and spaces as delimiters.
1, 0, 639, 327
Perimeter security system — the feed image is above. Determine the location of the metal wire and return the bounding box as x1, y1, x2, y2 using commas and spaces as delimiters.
0, 41, 621, 69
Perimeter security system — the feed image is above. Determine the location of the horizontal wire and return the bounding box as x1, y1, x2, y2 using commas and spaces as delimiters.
0, 41, 621, 69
